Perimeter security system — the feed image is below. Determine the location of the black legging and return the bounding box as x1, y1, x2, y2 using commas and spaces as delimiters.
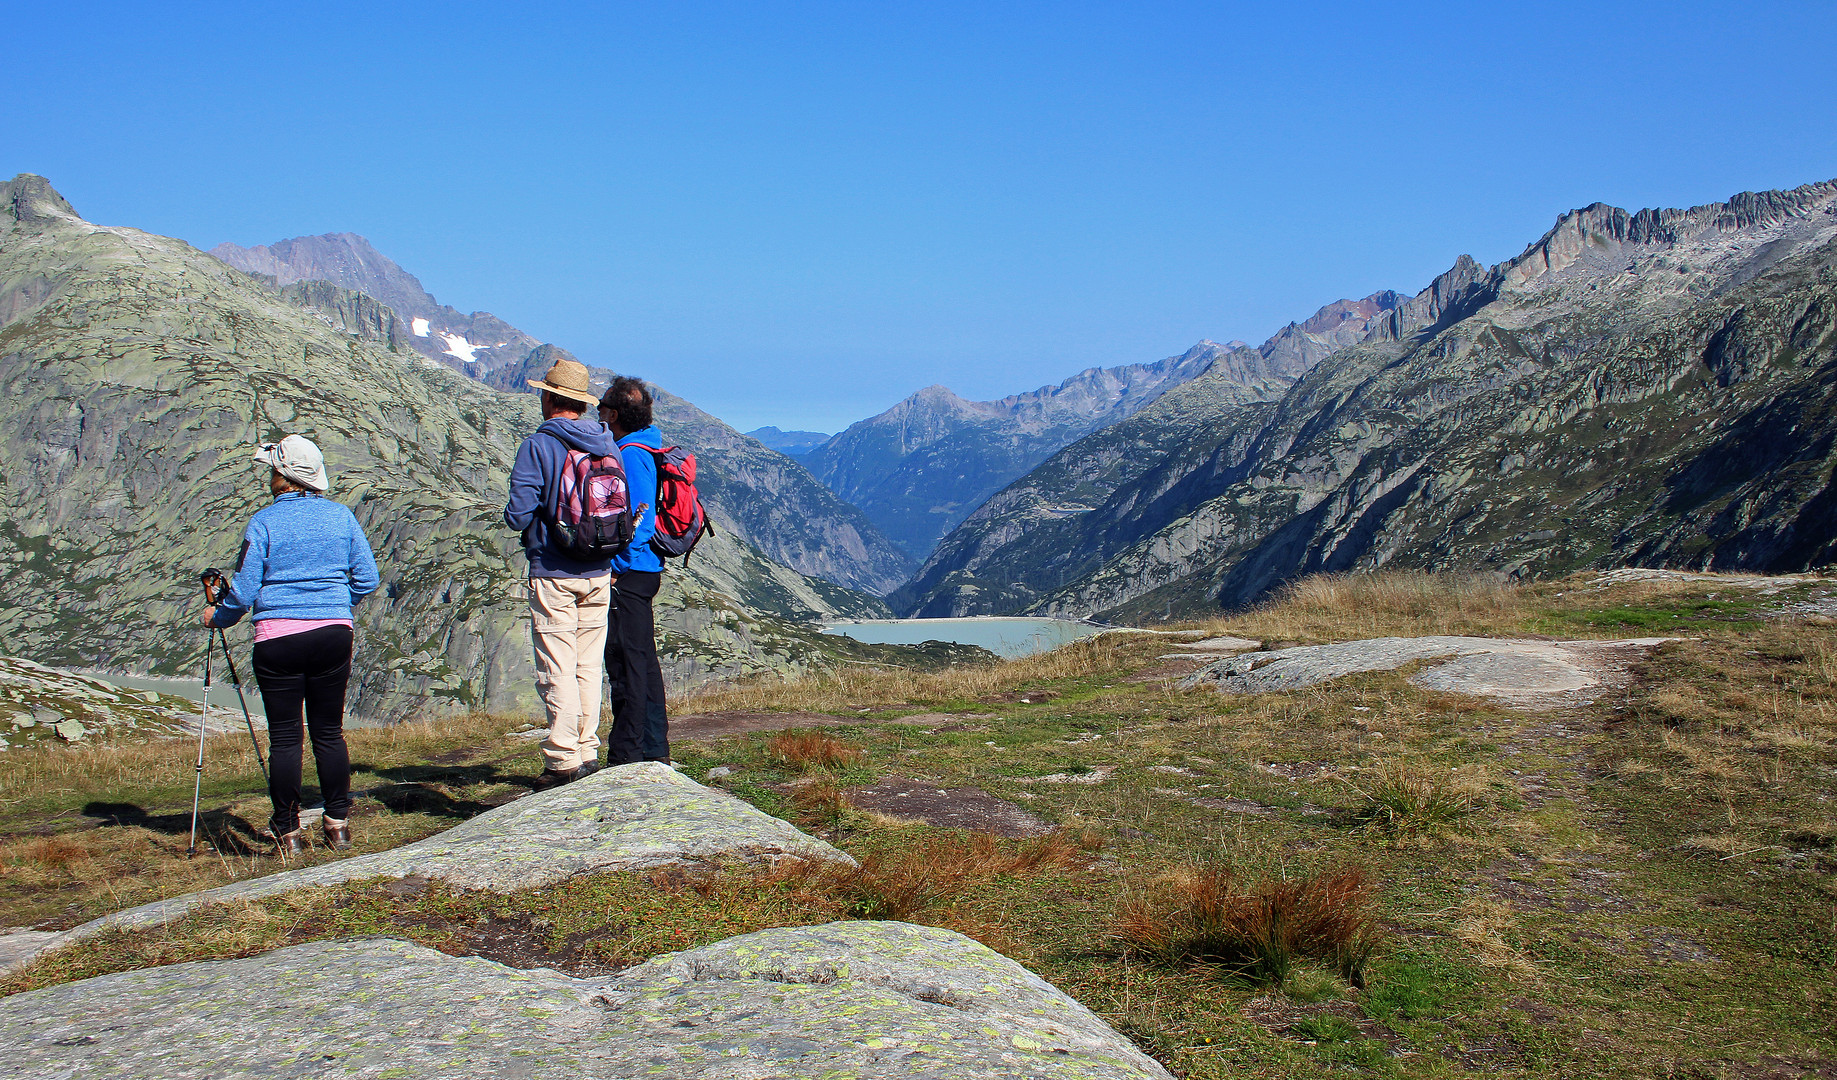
253, 624, 353, 836
604, 571, 668, 765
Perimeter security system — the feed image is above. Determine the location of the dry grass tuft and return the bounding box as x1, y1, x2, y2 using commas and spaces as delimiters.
774, 830, 1094, 921
1114, 864, 1378, 989
4, 835, 92, 869
1344, 764, 1476, 835
766, 731, 866, 772
789, 776, 851, 827
1448, 898, 1541, 980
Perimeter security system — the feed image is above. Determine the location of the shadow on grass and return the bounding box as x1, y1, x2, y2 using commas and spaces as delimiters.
81, 802, 265, 850
358, 762, 528, 818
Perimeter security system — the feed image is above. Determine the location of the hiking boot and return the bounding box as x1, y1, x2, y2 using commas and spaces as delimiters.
531, 767, 574, 792
322, 817, 351, 851
274, 828, 309, 856
571, 761, 601, 781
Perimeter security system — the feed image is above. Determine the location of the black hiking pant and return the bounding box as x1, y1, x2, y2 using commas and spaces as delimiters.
253, 625, 353, 837
604, 571, 668, 766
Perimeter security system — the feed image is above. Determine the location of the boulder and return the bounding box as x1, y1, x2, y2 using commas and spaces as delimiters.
0, 924, 1172, 1079
1183, 635, 1679, 705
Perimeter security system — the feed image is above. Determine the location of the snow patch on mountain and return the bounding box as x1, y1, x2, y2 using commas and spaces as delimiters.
439, 333, 491, 363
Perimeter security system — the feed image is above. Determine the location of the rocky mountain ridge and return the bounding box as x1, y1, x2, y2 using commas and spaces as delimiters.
211, 233, 540, 378
992, 179, 1837, 619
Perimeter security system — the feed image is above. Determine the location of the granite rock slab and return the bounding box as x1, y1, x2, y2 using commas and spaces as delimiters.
4, 762, 849, 975
1180, 636, 1262, 652
1183, 635, 1679, 706
0, 924, 1173, 1079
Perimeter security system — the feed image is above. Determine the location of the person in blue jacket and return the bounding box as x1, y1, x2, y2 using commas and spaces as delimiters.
598, 376, 670, 766
503, 359, 623, 790
203, 435, 379, 854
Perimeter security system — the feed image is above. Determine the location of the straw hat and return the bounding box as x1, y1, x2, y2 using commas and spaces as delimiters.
526, 358, 599, 407
253, 434, 329, 493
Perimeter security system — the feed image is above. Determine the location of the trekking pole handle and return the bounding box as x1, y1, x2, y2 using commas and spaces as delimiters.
199, 568, 225, 605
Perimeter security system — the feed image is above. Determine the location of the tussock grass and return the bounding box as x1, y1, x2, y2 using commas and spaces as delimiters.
1343, 764, 1478, 836
1115, 865, 1378, 989
788, 776, 850, 827
774, 829, 1093, 921
765, 731, 866, 772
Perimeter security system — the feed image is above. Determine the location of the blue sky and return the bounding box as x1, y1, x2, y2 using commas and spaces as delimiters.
10, 2, 1837, 432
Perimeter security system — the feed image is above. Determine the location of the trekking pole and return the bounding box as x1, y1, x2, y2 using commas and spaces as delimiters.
187, 605, 212, 858
201, 570, 266, 781
213, 629, 266, 779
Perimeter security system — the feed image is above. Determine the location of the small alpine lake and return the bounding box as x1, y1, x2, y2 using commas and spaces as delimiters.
820, 616, 1109, 659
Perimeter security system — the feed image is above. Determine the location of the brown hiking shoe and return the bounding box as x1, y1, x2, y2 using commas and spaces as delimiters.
531, 767, 574, 792
322, 817, 351, 851
275, 828, 309, 855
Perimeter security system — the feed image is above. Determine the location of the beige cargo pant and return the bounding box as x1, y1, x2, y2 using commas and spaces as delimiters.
529, 575, 613, 771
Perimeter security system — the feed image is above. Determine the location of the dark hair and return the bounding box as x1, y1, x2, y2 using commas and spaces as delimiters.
542, 390, 586, 416
601, 376, 653, 432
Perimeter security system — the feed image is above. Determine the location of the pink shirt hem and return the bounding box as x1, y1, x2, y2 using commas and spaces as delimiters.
253, 618, 353, 643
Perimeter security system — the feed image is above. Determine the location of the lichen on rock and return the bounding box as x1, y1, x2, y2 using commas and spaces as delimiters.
0, 925, 1174, 1079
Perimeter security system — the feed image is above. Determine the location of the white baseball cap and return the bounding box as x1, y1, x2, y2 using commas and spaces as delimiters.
253, 435, 329, 493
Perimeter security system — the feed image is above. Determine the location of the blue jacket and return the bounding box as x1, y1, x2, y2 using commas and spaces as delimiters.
210, 492, 380, 627
503, 417, 623, 578
613, 426, 665, 574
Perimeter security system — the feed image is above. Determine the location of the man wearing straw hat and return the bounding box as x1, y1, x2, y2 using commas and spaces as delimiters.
503, 357, 623, 790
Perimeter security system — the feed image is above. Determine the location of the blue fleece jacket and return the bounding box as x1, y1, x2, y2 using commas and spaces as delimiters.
209, 492, 380, 627
503, 416, 624, 578
612, 426, 665, 575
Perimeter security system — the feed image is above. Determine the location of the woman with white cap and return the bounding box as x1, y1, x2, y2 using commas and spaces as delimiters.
203, 435, 380, 854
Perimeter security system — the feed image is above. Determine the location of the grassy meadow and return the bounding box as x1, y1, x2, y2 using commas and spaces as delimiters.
2, 570, 1834, 1078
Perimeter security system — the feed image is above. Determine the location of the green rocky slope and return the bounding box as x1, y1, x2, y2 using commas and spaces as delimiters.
894, 294, 1403, 616
0, 175, 904, 722
1000, 180, 1837, 619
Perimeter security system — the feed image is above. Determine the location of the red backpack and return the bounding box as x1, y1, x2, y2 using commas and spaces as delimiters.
549, 443, 634, 560
623, 441, 713, 565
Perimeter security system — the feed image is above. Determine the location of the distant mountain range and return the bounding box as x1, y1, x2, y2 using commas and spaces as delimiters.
913, 180, 1837, 620
209, 233, 912, 597
746, 427, 831, 458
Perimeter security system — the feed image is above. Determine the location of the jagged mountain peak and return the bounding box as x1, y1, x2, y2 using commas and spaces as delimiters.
1, 174, 81, 228
210, 231, 540, 377
1496, 178, 1837, 291
212, 233, 438, 316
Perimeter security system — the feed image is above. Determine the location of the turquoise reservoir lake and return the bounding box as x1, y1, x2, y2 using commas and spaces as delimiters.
821, 617, 1108, 659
